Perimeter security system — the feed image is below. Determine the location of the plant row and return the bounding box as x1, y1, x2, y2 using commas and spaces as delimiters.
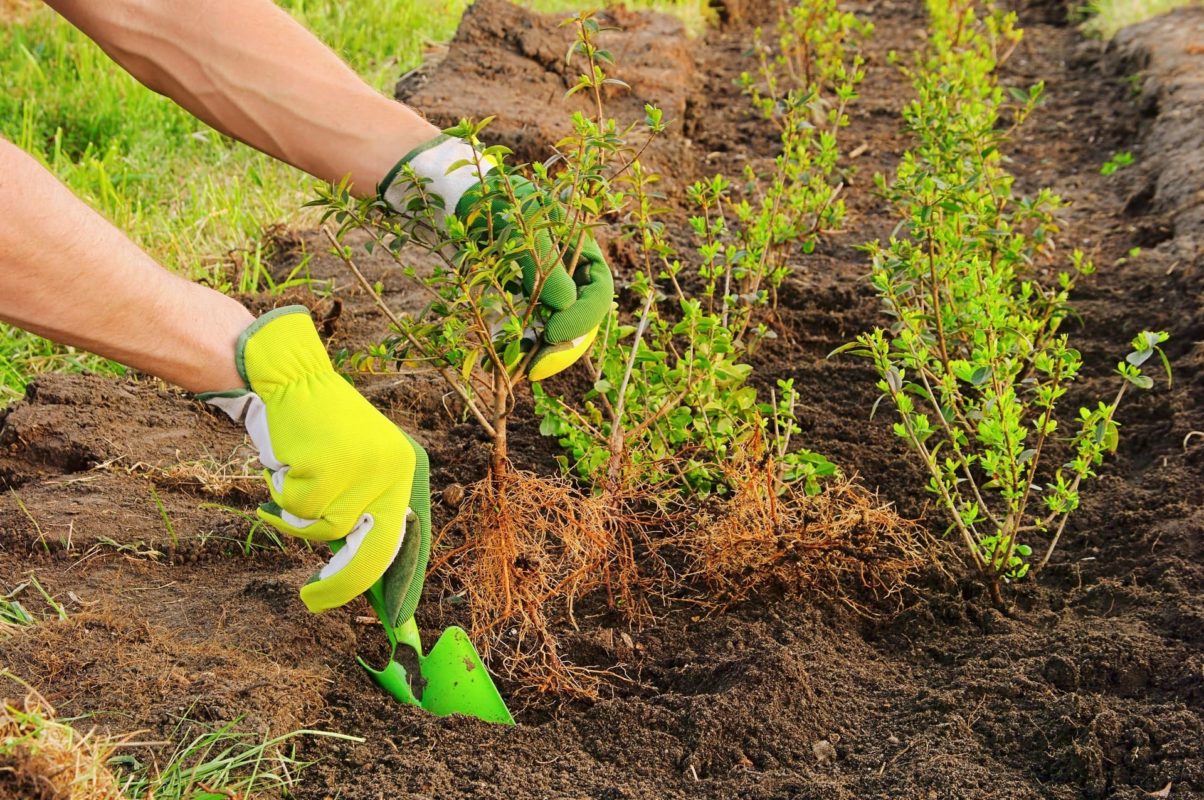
308, 0, 1168, 692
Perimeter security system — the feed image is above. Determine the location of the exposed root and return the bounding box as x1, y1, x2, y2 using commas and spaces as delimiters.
668, 456, 931, 613
431, 467, 660, 699
0, 678, 124, 800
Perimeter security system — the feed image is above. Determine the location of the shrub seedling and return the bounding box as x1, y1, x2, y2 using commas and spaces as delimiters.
315, 12, 663, 697
838, 0, 1170, 603
536, 0, 864, 498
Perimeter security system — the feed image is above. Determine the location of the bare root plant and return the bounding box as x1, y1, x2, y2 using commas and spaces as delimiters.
313, 13, 668, 696
837, 0, 1171, 602
667, 433, 930, 612
430, 468, 661, 699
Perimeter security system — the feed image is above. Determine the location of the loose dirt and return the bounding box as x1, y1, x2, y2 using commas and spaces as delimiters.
2, 1, 1201, 799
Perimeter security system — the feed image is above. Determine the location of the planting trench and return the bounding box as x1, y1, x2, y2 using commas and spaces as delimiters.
2, 1, 1202, 798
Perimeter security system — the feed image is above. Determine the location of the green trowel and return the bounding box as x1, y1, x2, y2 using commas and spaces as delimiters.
329, 539, 514, 725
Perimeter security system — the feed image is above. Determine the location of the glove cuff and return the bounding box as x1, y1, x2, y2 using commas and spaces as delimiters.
196, 305, 325, 412
379, 135, 497, 227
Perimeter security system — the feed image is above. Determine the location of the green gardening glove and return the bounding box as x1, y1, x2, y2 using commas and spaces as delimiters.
379, 134, 614, 381
201, 306, 430, 626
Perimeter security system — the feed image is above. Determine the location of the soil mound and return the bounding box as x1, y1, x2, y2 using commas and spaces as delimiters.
398, 0, 700, 188
1108, 6, 1204, 251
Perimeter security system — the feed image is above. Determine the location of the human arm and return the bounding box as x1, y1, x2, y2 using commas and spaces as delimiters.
43, 0, 440, 195
42, 0, 614, 378
1, 137, 428, 618
0, 137, 252, 393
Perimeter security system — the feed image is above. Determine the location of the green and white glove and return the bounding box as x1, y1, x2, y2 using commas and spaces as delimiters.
201, 306, 430, 626
378, 134, 614, 381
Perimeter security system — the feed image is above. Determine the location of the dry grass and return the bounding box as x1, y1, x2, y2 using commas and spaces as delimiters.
669, 455, 932, 613
94, 449, 261, 499
0, 0, 36, 22
431, 467, 659, 699
0, 681, 124, 800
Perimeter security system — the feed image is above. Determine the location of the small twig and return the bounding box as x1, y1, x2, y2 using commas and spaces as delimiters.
322, 226, 497, 438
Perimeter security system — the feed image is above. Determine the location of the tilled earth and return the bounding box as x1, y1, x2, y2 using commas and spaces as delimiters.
1, 1, 1201, 798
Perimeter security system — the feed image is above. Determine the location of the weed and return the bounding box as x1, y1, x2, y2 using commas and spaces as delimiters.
0, 596, 34, 636
27, 575, 66, 621
1100, 150, 1135, 175
217, 232, 318, 297
838, 0, 1170, 602
199, 503, 292, 556
2, 575, 67, 626
148, 484, 179, 549
8, 487, 47, 552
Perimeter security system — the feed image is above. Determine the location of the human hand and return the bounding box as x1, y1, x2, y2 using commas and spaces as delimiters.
202, 306, 429, 625
378, 134, 614, 380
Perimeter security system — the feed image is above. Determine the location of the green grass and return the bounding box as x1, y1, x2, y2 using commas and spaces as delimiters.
0, 0, 708, 405
1, 574, 68, 628
0, 598, 34, 629
0, 328, 125, 405
1081, 0, 1202, 38
112, 718, 362, 800
0, 672, 362, 800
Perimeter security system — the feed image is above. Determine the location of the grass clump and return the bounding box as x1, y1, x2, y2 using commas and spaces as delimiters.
0, 598, 35, 636
2, 575, 68, 631
0, 686, 124, 800
113, 718, 359, 800
1080, 0, 1201, 38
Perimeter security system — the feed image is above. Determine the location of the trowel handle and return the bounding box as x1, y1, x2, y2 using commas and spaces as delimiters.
393, 615, 423, 656
328, 538, 421, 655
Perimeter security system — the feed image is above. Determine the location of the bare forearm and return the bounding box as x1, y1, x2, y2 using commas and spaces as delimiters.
45, 0, 439, 194
0, 138, 253, 393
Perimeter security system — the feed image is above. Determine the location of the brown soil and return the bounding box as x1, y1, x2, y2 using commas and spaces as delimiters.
2, 1, 1202, 799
